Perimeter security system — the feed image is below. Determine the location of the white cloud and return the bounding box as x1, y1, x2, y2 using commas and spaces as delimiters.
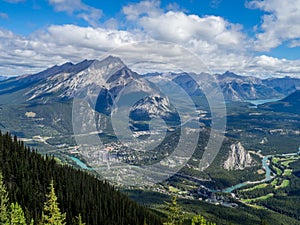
48, 0, 102, 27
1, 24, 300, 78
245, 55, 300, 77
123, 1, 245, 56
166, 2, 182, 12
1, 0, 300, 78
289, 39, 300, 48
247, 0, 300, 51
0, 26, 143, 75
122, 0, 162, 21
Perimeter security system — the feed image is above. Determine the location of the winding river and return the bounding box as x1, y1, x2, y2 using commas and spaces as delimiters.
69, 156, 91, 170
222, 150, 300, 193
222, 155, 272, 193
68, 149, 299, 193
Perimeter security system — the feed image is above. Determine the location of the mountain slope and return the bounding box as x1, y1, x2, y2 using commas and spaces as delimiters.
263, 76, 300, 95
0, 132, 162, 225
259, 90, 300, 114
144, 71, 300, 101
217, 71, 281, 101
0, 56, 178, 143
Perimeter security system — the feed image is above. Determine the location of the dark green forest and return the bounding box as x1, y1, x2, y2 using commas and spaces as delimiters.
0, 131, 162, 225
1, 130, 297, 225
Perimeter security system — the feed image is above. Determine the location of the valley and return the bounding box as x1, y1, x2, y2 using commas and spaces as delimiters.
1, 56, 300, 224
2, 1, 300, 224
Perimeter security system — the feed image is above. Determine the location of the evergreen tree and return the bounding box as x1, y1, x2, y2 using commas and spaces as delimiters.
191, 214, 216, 225
41, 180, 66, 225
76, 214, 86, 225
163, 196, 183, 225
9, 202, 27, 225
260, 219, 268, 225
0, 132, 162, 225
143, 218, 148, 225
0, 172, 9, 224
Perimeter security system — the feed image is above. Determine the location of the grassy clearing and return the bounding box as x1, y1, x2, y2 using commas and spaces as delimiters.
242, 193, 274, 203
168, 186, 180, 193
272, 165, 283, 175
275, 179, 290, 189
281, 160, 296, 167
271, 178, 279, 186
283, 169, 292, 176
272, 157, 280, 164
242, 183, 268, 192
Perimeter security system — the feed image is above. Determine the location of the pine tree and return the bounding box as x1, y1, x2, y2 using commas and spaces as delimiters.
191, 214, 216, 225
163, 196, 183, 225
76, 214, 86, 225
260, 219, 268, 225
0, 172, 9, 224
41, 180, 66, 225
143, 218, 148, 225
10, 202, 27, 225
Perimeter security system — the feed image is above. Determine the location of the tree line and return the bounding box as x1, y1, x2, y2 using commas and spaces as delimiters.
0, 131, 220, 225
0, 131, 162, 225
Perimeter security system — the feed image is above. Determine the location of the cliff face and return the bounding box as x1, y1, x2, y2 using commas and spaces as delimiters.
223, 142, 255, 170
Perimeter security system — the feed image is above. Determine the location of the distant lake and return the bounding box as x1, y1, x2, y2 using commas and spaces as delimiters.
246, 98, 281, 106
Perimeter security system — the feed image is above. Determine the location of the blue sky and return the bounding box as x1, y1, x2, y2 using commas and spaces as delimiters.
0, 0, 300, 77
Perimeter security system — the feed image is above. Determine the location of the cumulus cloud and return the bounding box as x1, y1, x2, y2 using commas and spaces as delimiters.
48, 0, 102, 27
289, 40, 300, 48
123, 0, 245, 55
1, 23, 300, 78
122, 0, 162, 21
0, 26, 143, 75
140, 12, 244, 50
246, 55, 300, 77
247, 0, 300, 51
1, 0, 300, 78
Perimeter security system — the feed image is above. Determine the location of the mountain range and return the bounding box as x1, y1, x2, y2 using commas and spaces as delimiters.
2, 56, 300, 105
1, 56, 300, 224
0, 56, 299, 140
144, 70, 300, 101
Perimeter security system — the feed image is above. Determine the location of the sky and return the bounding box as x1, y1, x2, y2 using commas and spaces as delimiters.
0, 0, 300, 77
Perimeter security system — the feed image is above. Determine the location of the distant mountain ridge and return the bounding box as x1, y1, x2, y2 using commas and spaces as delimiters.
214, 72, 300, 101
143, 70, 300, 101
2, 57, 300, 104
0, 56, 181, 138
1, 56, 300, 138
216, 71, 281, 101
259, 90, 300, 114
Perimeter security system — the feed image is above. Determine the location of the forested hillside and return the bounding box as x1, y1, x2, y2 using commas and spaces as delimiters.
0, 131, 162, 225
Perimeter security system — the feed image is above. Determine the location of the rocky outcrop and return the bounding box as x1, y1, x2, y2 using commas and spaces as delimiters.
223, 142, 255, 170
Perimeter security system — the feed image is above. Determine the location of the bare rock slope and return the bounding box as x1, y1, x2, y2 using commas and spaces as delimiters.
224, 142, 255, 170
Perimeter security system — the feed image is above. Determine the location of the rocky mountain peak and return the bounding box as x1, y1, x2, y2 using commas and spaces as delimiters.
25, 56, 131, 101
223, 142, 255, 170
